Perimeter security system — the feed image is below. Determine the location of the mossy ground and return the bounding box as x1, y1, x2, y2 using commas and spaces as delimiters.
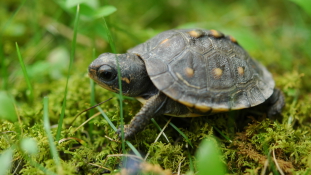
1, 0, 311, 174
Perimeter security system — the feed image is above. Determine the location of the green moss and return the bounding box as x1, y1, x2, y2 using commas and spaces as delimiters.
1, 0, 311, 174
148, 142, 186, 172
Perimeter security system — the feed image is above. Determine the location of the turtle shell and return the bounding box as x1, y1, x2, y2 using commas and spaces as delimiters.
128, 29, 274, 113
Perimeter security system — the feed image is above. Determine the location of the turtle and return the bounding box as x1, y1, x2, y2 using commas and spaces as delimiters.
88, 29, 285, 139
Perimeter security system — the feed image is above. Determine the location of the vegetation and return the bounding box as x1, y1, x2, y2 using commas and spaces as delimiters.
1, 0, 311, 174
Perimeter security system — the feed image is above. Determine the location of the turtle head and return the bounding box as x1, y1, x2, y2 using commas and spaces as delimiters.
88, 53, 153, 97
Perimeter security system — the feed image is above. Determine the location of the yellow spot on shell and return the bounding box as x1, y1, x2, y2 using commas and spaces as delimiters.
229, 35, 237, 43
211, 108, 229, 113
213, 68, 223, 79
238, 66, 244, 75
195, 105, 211, 113
232, 104, 248, 110
165, 113, 203, 117
185, 67, 194, 78
188, 30, 203, 38
160, 38, 169, 44
178, 100, 194, 108
210, 29, 223, 38
176, 72, 201, 89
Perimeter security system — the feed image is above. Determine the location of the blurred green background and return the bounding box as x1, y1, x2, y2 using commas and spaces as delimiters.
1, 0, 310, 90
1, 0, 311, 174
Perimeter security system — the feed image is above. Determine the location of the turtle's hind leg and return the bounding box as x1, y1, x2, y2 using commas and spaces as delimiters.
266, 88, 285, 117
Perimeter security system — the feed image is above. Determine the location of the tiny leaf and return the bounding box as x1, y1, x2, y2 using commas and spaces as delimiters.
94, 5, 117, 18
79, 4, 96, 18
0, 91, 17, 122
290, 0, 311, 17
65, 0, 98, 9
0, 149, 13, 175
196, 137, 226, 175
21, 138, 38, 155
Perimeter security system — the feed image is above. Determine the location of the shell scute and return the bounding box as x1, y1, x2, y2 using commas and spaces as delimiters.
128, 29, 275, 111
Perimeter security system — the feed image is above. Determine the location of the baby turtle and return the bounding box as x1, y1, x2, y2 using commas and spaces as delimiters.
88, 29, 285, 139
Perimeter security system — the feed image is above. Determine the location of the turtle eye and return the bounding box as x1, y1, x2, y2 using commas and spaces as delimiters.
97, 65, 117, 82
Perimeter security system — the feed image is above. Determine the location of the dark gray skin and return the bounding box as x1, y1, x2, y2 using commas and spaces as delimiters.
88, 53, 190, 139
88, 53, 285, 139
266, 88, 285, 117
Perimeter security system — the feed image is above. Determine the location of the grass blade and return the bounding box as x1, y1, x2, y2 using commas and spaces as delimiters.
125, 141, 143, 158
166, 120, 193, 148
187, 147, 194, 172
101, 17, 125, 154
1, 0, 27, 90
151, 118, 170, 143
15, 43, 33, 102
88, 49, 97, 139
96, 106, 117, 132
43, 96, 63, 175
0, 46, 7, 90
144, 117, 172, 160
56, 4, 80, 141
88, 79, 95, 138
213, 126, 232, 143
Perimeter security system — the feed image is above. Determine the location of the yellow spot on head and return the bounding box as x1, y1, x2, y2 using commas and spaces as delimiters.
210, 29, 224, 38
188, 30, 203, 38
160, 38, 169, 44
238, 67, 244, 75
213, 68, 223, 79
229, 35, 237, 43
122, 77, 130, 84
185, 67, 194, 78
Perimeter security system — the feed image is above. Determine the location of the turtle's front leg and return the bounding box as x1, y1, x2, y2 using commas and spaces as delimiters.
117, 92, 168, 139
